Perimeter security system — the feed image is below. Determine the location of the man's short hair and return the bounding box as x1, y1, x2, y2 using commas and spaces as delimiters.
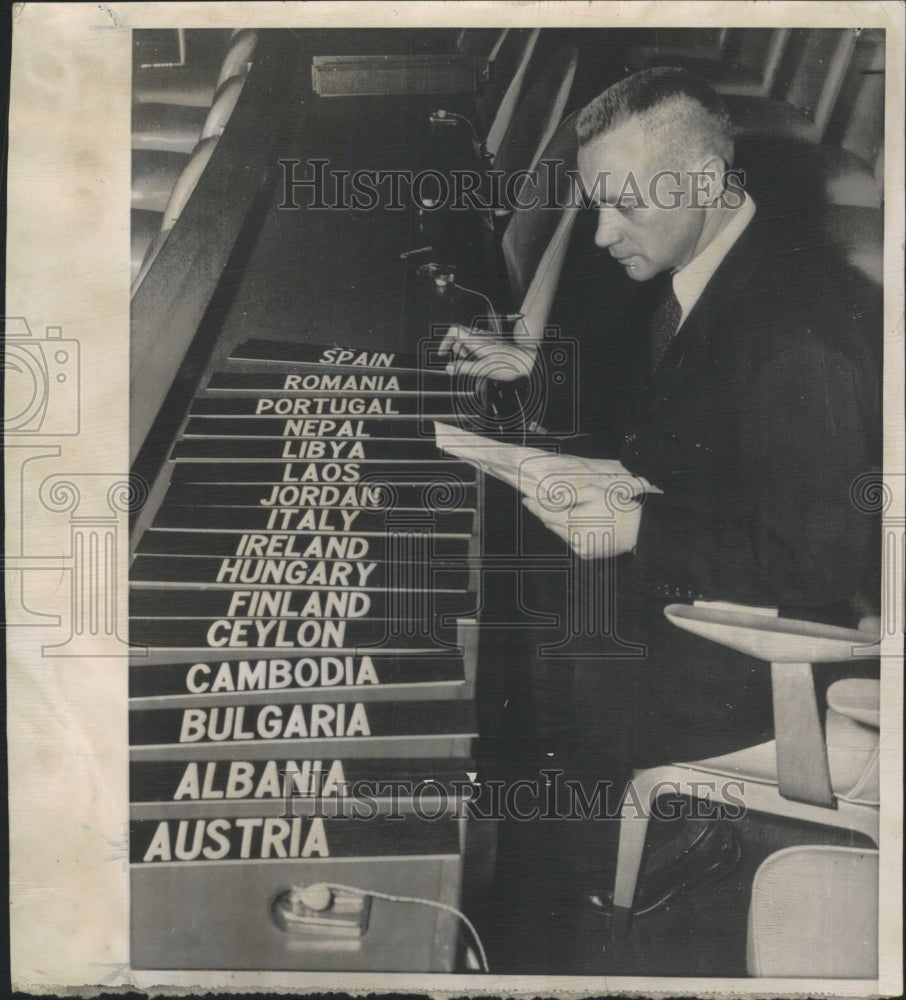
577, 66, 734, 168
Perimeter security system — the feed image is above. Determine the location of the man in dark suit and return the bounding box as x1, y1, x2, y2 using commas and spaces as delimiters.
444, 67, 880, 912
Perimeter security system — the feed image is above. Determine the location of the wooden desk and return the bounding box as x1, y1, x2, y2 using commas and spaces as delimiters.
130, 34, 497, 973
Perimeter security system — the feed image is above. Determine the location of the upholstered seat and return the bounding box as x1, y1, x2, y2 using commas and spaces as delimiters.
133, 29, 257, 108
687, 678, 880, 807
747, 845, 878, 978
131, 150, 189, 212
133, 63, 219, 108
131, 136, 221, 296
199, 75, 246, 141
477, 28, 541, 159
455, 28, 508, 59
636, 29, 791, 98
131, 209, 164, 282
160, 136, 220, 232
132, 102, 208, 154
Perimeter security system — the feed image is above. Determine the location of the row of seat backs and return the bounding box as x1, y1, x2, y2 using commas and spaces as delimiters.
131, 30, 258, 293
456, 27, 577, 170
133, 27, 257, 107
497, 33, 882, 339
629, 27, 885, 173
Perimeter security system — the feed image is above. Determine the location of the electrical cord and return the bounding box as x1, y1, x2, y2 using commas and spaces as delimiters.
291, 881, 490, 972
451, 280, 503, 339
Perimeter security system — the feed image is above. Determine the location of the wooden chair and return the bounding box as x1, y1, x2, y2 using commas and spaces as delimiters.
610, 604, 881, 932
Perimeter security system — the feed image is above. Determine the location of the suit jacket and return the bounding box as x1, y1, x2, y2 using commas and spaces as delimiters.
573, 213, 881, 767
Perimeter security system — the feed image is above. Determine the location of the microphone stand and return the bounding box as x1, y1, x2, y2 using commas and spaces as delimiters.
417, 262, 531, 441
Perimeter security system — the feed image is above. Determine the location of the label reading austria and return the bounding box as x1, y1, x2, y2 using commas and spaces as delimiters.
132, 814, 460, 863
136, 816, 330, 862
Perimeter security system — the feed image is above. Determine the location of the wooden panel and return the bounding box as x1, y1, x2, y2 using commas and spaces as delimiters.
312, 54, 488, 97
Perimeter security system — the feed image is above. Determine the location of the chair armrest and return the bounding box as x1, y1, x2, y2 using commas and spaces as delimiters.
663, 603, 880, 662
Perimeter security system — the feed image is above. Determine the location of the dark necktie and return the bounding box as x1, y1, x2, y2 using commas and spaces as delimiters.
649, 280, 682, 372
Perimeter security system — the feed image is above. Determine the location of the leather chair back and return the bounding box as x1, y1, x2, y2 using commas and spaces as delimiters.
501, 109, 579, 311
493, 45, 579, 195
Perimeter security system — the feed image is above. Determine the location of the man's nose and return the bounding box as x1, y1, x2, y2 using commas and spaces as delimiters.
594, 209, 621, 248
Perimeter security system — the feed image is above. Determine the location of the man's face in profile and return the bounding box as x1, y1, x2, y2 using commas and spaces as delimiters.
577, 116, 710, 282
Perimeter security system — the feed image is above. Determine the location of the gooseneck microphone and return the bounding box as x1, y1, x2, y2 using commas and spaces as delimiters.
416, 262, 519, 337
416, 262, 530, 439
428, 109, 490, 162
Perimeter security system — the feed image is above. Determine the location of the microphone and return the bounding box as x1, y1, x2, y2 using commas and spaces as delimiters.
416, 262, 530, 436
429, 109, 490, 162
416, 262, 507, 335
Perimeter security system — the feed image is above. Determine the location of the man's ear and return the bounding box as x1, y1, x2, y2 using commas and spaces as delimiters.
695, 153, 728, 207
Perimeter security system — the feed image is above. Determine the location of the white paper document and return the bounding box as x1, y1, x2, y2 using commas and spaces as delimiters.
434, 420, 664, 495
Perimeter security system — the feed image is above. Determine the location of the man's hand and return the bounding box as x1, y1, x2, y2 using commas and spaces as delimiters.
438, 325, 536, 381
521, 475, 645, 560
446, 447, 653, 560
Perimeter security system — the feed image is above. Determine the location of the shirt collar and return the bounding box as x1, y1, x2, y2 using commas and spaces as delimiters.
672, 192, 756, 330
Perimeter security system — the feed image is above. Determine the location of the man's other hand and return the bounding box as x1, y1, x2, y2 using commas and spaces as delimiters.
438, 325, 536, 381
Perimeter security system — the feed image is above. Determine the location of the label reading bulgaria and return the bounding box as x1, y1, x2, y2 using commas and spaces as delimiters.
129, 701, 476, 746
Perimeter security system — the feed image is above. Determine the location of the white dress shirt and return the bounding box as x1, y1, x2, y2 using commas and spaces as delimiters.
672, 192, 757, 330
